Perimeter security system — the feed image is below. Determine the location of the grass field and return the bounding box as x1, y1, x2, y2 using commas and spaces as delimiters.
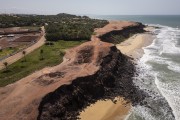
0, 45, 27, 59
0, 47, 19, 58
0, 40, 85, 87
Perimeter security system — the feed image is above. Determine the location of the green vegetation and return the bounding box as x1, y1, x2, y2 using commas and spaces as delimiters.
0, 40, 85, 87
111, 34, 126, 43
40, 49, 44, 60
0, 13, 108, 41
110, 33, 137, 44
3, 62, 8, 71
22, 51, 26, 62
45, 16, 108, 41
0, 45, 28, 59
0, 14, 42, 27
0, 47, 18, 58
0, 13, 108, 87
0, 13, 107, 28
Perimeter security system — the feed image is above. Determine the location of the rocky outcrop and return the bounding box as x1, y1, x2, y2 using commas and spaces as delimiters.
99, 22, 145, 44
37, 46, 146, 120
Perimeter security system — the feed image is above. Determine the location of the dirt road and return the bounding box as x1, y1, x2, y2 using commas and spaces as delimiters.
0, 26, 46, 70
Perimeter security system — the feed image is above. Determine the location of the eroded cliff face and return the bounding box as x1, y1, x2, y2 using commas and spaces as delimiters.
37, 46, 145, 120
0, 21, 147, 120
99, 23, 145, 44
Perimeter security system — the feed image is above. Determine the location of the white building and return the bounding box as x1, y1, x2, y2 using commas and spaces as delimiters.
7, 34, 14, 37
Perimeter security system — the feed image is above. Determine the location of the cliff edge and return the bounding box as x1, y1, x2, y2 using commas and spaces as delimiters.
0, 21, 146, 120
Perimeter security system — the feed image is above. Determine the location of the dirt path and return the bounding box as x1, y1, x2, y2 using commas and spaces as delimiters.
0, 26, 46, 70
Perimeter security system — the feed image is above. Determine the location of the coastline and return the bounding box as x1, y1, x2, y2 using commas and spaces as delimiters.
79, 30, 155, 120
116, 33, 154, 59
0, 21, 152, 120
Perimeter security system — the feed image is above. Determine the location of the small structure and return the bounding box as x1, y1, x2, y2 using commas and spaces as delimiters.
7, 34, 14, 37
45, 23, 48, 26
33, 23, 37, 26
0, 35, 2, 38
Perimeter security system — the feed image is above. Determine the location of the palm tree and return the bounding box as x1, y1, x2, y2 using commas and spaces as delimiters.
40, 49, 44, 60
3, 62, 8, 70
22, 50, 26, 62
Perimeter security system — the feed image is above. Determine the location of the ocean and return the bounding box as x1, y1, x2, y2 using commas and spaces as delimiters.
90, 15, 180, 120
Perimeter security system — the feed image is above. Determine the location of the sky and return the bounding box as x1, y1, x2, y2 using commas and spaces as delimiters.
0, 0, 180, 15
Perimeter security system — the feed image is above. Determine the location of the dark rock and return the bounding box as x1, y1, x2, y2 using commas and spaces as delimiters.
37, 46, 146, 120
99, 23, 146, 44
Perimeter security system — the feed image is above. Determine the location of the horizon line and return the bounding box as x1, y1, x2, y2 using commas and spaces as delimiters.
0, 13, 180, 16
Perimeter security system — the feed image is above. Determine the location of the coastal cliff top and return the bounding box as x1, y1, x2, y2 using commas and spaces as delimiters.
0, 37, 114, 120
0, 20, 140, 120
94, 21, 138, 37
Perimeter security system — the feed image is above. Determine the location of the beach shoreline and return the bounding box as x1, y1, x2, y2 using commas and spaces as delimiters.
116, 33, 154, 59
79, 28, 155, 120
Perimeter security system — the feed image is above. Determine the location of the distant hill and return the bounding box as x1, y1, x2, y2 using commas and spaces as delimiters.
56, 13, 79, 18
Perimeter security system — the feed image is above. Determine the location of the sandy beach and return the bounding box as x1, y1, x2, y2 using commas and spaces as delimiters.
80, 98, 131, 120
79, 31, 154, 120
116, 33, 154, 59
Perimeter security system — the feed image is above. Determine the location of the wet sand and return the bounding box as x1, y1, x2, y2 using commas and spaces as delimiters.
80, 97, 131, 120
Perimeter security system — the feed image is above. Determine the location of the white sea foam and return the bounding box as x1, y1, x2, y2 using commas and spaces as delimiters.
134, 25, 180, 120
132, 105, 157, 120
167, 62, 180, 73
157, 27, 180, 55
148, 25, 180, 120
155, 76, 180, 120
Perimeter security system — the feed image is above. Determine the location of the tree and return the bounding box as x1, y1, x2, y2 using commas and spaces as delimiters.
22, 50, 26, 62
3, 62, 8, 70
40, 49, 44, 60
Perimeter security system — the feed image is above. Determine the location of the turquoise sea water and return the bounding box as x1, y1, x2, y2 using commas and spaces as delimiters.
90, 15, 180, 28
91, 15, 180, 120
